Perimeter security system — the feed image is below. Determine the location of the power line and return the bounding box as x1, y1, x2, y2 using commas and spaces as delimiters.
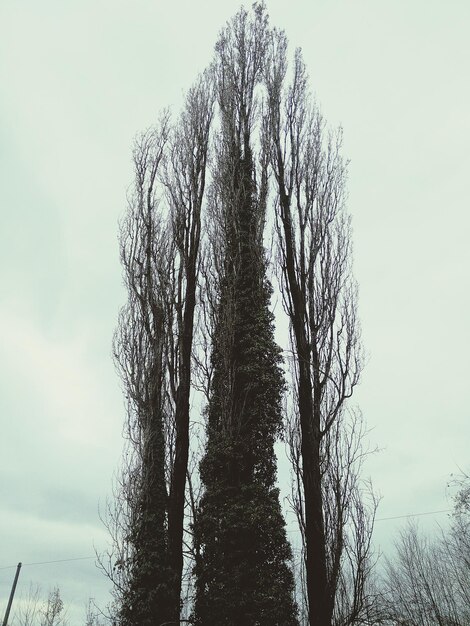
0, 509, 452, 570
285, 508, 451, 533
376, 508, 451, 522
0, 556, 95, 571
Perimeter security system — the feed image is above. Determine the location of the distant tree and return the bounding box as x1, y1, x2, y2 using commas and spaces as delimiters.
448, 471, 470, 565
381, 475, 470, 625
11, 586, 66, 626
84, 599, 107, 626
265, 29, 378, 626
11, 584, 41, 626
40, 588, 66, 626
192, 6, 298, 625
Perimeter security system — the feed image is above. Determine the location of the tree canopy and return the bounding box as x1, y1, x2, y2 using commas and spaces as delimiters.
110, 5, 373, 626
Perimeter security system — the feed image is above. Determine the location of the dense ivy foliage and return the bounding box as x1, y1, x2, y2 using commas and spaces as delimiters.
192, 129, 298, 623
119, 409, 173, 625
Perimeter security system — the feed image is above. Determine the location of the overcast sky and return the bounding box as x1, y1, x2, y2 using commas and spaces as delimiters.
1, 1, 469, 623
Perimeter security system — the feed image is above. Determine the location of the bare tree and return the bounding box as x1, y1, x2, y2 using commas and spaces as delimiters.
111, 112, 173, 625
163, 76, 214, 619
447, 471, 470, 570
265, 33, 377, 626
40, 589, 66, 626
84, 599, 108, 626
382, 521, 470, 626
11, 586, 67, 626
381, 474, 470, 626
104, 73, 213, 625
11, 584, 41, 626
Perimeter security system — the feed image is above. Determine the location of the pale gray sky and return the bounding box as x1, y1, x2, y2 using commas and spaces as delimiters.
1, 1, 469, 623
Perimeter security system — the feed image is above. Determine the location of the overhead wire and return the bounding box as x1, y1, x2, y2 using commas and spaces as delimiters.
0, 508, 452, 570
284, 508, 451, 533
375, 508, 451, 522
0, 556, 95, 571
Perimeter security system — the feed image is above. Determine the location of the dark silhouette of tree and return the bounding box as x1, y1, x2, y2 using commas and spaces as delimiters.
108, 75, 213, 625
192, 6, 298, 625
112, 115, 173, 626
265, 30, 378, 626
106, 4, 375, 625
164, 74, 214, 622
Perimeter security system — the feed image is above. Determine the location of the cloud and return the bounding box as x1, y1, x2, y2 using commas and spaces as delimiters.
0, 306, 117, 446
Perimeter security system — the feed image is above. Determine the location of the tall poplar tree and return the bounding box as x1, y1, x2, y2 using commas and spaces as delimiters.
111, 77, 213, 625
265, 29, 375, 626
193, 7, 298, 625
109, 4, 375, 625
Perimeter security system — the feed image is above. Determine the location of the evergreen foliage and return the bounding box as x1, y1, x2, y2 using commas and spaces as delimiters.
118, 400, 172, 626
193, 166, 298, 625
193, 9, 298, 623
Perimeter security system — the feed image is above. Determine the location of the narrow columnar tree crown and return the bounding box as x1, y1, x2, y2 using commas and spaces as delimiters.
193, 6, 298, 625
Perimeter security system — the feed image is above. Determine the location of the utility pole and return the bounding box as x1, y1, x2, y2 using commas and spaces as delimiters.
2, 562, 22, 626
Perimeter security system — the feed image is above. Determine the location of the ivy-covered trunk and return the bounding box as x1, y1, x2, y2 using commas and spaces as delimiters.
193, 7, 298, 625
113, 78, 212, 625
